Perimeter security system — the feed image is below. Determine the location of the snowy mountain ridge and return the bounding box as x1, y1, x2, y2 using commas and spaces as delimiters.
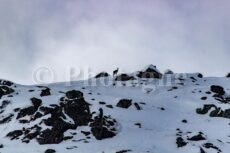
0, 65, 230, 153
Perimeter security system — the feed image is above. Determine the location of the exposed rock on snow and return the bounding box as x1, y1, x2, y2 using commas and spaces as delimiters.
1, 66, 230, 153
115, 74, 135, 81
137, 65, 162, 79
95, 72, 110, 78
116, 99, 132, 109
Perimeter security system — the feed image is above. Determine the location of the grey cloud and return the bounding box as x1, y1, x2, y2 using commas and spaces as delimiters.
0, 0, 229, 84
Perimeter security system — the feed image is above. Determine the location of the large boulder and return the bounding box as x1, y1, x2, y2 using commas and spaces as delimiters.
115, 74, 135, 81
0, 86, 14, 98
40, 88, 51, 97
116, 99, 132, 109
137, 65, 162, 79
65, 90, 83, 99
90, 109, 116, 140
95, 72, 110, 78
63, 98, 91, 126
210, 85, 225, 95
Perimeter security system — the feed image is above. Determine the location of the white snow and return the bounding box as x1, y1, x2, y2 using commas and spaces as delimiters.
0, 70, 230, 153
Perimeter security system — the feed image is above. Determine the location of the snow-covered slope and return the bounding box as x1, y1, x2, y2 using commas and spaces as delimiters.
0, 65, 230, 153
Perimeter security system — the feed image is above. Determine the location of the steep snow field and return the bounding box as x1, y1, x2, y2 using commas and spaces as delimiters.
0, 65, 230, 153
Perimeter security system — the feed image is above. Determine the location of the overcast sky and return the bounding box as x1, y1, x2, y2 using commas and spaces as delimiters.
0, 0, 229, 84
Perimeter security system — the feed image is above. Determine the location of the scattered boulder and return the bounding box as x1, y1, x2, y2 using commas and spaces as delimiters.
0, 79, 14, 86
63, 97, 91, 126
116, 99, 132, 109
0, 86, 14, 98
0, 114, 14, 124
16, 105, 38, 119
115, 74, 135, 81
188, 132, 206, 141
37, 129, 64, 144
116, 150, 132, 153
226, 73, 230, 78
134, 103, 142, 110
137, 65, 162, 79
201, 97, 207, 100
196, 104, 216, 115
40, 88, 51, 97
176, 137, 187, 147
30, 98, 42, 108
90, 108, 116, 140
6, 130, 23, 140
95, 72, 109, 78
65, 90, 83, 99
197, 73, 203, 78
210, 85, 225, 96
45, 149, 56, 153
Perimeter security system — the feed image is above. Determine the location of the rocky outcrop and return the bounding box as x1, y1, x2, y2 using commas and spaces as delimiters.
116, 99, 132, 109
115, 74, 135, 81
137, 65, 162, 79
95, 72, 110, 78
6, 90, 118, 145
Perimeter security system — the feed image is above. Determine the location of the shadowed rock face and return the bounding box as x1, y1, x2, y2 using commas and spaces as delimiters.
0, 86, 14, 98
40, 88, 51, 97
116, 99, 132, 109
95, 72, 110, 78
137, 67, 162, 79
6, 89, 118, 145
115, 74, 136, 81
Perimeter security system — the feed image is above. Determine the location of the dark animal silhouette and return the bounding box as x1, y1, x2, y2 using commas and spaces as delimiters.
113, 68, 119, 76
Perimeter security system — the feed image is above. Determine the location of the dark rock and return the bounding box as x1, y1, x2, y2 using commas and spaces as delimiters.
182, 119, 187, 123
0, 80, 14, 86
203, 143, 221, 152
95, 72, 109, 78
6, 130, 23, 140
116, 150, 132, 153
226, 73, 230, 78
37, 129, 64, 144
17, 105, 38, 119
134, 123, 142, 128
197, 73, 203, 78
223, 109, 230, 118
0, 86, 14, 98
176, 137, 187, 147
91, 126, 115, 140
32, 112, 44, 121
201, 97, 207, 100
30, 97, 42, 108
116, 99, 132, 109
188, 133, 206, 141
63, 98, 91, 126
90, 109, 116, 140
134, 103, 142, 110
63, 136, 73, 141
210, 85, 225, 95
45, 149, 56, 153
0, 100, 10, 110
40, 88, 51, 97
81, 131, 91, 136
106, 105, 113, 109
66, 90, 83, 99
196, 104, 216, 115
40, 106, 55, 115
200, 147, 206, 153
137, 66, 162, 79
209, 107, 223, 117
99, 101, 106, 105
0, 114, 14, 124
115, 74, 135, 81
